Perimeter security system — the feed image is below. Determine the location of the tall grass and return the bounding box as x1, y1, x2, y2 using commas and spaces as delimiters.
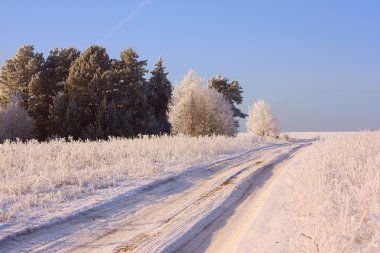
0, 134, 269, 222
288, 132, 380, 252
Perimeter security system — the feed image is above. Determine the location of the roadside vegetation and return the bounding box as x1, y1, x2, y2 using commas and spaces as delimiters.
288, 132, 380, 252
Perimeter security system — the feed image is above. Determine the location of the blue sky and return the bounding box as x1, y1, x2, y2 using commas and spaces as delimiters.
1, 0, 379, 131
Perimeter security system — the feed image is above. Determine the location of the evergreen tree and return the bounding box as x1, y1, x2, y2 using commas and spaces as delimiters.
49, 92, 69, 137
45, 47, 80, 94
106, 99, 128, 137
0, 45, 44, 108
45, 47, 80, 137
208, 75, 247, 127
0, 44, 177, 140
111, 48, 154, 136
65, 45, 110, 139
91, 98, 109, 139
27, 72, 51, 140
148, 58, 172, 134
63, 93, 83, 139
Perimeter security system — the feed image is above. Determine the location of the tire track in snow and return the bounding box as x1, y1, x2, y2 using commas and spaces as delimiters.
170, 143, 311, 253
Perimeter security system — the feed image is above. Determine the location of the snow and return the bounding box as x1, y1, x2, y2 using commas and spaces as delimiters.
178, 141, 309, 253
0, 133, 280, 249
2, 132, 378, 252
0, 141, 302, 252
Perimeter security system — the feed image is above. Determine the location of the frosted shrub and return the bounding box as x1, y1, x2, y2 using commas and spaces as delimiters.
168, 70, 236, 137
0, 94, 33, 143
246, 99, 278, 137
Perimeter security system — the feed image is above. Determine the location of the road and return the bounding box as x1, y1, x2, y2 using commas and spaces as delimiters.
0, 141, 310, 253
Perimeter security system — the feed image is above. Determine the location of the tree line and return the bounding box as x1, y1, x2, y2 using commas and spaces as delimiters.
0, 45, 247, 142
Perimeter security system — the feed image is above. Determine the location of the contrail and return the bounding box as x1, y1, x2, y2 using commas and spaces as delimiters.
101, 0, 155, 43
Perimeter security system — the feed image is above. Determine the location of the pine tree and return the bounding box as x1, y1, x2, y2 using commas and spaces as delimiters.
45, 47, 80, 137
107, 99, 129, 137
148, 58, 172, 134
111, 48, 154, 136
65, 45, 110, 139
208, 75, 247, 127
0, 45, 44, 108
27, 72, 51, 140
91, 98, 109, 139
45, 47, 80, 95
63, 93, 83, 139
49, 92, 69, 137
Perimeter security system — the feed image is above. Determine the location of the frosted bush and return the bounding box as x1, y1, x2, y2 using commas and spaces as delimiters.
0, 93, 33, 143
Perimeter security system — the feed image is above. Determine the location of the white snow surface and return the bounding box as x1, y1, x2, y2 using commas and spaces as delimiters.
178, 139, 311, 253
7, 132, 378, 252
0, 134, 280, 249
0, 136, 311, 252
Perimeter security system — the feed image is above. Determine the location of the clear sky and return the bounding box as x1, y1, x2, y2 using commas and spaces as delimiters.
1, 0, 379, 131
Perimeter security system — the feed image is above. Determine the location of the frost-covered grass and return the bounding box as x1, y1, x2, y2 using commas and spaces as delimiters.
288, 132, 380, 252
0, 133, 270, 222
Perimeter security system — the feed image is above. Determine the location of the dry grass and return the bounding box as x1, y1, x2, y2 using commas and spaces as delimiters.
287, 132, 380, 252
0, 134, 271, 222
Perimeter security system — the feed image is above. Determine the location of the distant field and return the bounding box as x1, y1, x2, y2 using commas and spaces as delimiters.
286, 131, 352, 139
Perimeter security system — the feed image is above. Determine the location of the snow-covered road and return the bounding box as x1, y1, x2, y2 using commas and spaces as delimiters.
1, 141, 310, 253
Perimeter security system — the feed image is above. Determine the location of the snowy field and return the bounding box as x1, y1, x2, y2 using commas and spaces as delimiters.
195, 131, 380, 253
1, 132, 379, 252
0, 134, 278, 236
287, 131, 380, 252
0, 137, 301, 252
285, 131, 348, 139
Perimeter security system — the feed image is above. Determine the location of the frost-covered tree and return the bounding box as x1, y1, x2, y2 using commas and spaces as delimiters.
208, 75, 247, 127
147, 57, 172, 134
0, 45, 44, 108
0, 93, 33, 143
168, 70, 236, 137
246, 99, 278, 137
